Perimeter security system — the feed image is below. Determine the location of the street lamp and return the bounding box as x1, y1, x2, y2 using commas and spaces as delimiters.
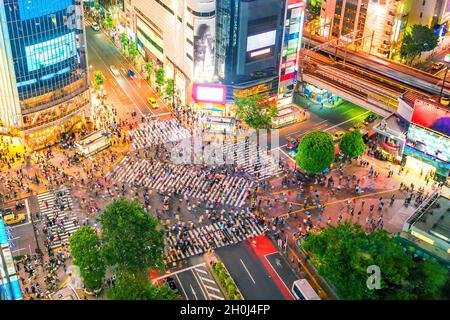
438, 53, 450, 102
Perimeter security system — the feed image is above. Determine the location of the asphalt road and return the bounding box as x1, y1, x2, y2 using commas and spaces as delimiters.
216, 241, 289, 300
85, 22, 170, 118
153, 256, 224, 300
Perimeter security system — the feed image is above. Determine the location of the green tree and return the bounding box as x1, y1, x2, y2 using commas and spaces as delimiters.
100, 199, 165, 273
301, 222, 449, 300
92, 70, 105, 91
155, 67, 165, 92
307, 0, 321, 18
296, 131, 334, 174
234, 94, 277, 129
105, 13, 113, 30
128, 41, 139, 62
339, 130, 366, 158
165, 78, 174, 98
400, 25, 439, 65
108, 270, 180, 300
69, 226, 105, 290
119, 32, 129, 51
407, 259, 449, 300
144, 60, 154, 85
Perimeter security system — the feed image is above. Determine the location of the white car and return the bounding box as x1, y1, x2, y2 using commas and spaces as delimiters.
110, 65, 120, 76
91, 23, 100, 31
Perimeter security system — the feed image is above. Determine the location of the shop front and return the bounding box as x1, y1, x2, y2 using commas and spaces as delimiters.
201, 115, 236, 135
403, 124, 450, 183
302, 82, 343, 106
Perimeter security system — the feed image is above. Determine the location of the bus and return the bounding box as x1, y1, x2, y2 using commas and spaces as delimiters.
291, 279, 321, 300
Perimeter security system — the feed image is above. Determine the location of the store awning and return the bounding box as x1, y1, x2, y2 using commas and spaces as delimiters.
382, 141, 399, 152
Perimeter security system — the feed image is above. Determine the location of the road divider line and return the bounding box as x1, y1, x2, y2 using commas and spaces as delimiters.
240, 259, 256, 284
324, 111, 370, 132
175, 274, 189, 300
192, 269, 209, 300
151, 262, 206, 282
263, 253, 295, 300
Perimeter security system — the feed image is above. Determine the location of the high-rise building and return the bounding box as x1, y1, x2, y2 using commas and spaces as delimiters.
124, 0, 304, 115
0, 0, 90, 149
320, 0, 406, 58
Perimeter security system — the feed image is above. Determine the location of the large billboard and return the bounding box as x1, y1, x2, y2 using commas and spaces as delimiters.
411, 99, 450, 137
406, 124, 450, 163
192, 83, 226, 104
25, 32, 77, 72
193, 17, 215, 81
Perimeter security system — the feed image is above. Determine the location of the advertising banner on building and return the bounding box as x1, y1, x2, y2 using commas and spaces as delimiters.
193, 17, 215, 81
411, 100, 450, 137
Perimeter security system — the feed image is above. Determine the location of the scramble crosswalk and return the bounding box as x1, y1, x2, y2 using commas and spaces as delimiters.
220, 139, 284, 181
129, 119, 191, 150
106, 157, 256, 208
165, 215, 265, 263
37, 189, 80, 251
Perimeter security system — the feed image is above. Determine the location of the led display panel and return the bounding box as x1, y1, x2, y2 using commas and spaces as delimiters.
411, 100, 450, 137
246, 30, 277, 52
192, 84, 226, 104
25, 32, 77, 72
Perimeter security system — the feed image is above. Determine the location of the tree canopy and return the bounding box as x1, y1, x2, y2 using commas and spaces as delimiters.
301, 223, 449, 300
400, 25, 438, 65
296, 131, 335, 174
234, 94, 277, 129
69, 226, 105, 290
108, 270, 180, 300
92, 70, 105, 91
100, 199, 165, 273
339, 130, 366, 158
165, 78, 174, 98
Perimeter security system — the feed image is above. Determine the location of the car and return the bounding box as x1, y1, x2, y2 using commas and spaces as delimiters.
440, 96, 449, 106
127, 69, 136, 79
431, 62, 444, 71
348, 122, 365, 132
110, 65, 120, 76
286, 136, 299, 150
91, 23, 100, 31
2, 213, 26, 225
362, 114, 377, 125
165, 277, 180, 294
332, 131, 346, 142
288, 150, 297, 159
147, 97, 158, 109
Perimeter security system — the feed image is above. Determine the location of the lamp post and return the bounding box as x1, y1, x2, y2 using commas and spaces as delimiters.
438, 53, 450, 102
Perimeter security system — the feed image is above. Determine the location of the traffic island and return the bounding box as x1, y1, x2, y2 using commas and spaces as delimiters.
206, 253, 243, 300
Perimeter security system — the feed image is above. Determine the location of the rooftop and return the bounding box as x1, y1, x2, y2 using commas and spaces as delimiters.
412, 195, 450, 244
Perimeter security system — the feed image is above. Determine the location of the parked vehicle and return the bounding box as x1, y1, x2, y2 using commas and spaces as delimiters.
147, 97, 158, 109
91, 23, 100, 31
431, 62, 444, 71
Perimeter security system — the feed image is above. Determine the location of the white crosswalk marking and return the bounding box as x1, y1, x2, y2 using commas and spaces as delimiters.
106, 157, 255, 208
129, 119, 191, 150
37, 189, 80, 250
165, 216, 265, 263
218, 139, 284, 181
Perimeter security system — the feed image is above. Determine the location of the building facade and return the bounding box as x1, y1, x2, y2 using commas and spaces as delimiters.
123, 0, 304, 115
320, 0, 407, 58
0, 0, 90, 149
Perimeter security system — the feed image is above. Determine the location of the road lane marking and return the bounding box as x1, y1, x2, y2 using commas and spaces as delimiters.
25, 198, 31, 221
195, 267, 208, 275
199, 276, 216, 284
240, 259, 256, 284
264, 253, 295, 300
209, 293, 225, 300
204, 285, 221, 293
192, 269, 209, 300
175, 274, 189, 300
189, 283, 198, 300
283, 120, 328, 136
324, 111, 370, 132
151, 262, 206, 282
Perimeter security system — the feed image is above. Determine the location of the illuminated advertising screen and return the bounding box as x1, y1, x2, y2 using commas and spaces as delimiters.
411, 100, 450, 137
25, 32, 77, 72
246, 30, 276, 52
0, 219, 7, 246
192, 84, 226, 104
406, 124, 450, 163
18, 0, 73, 21
193, 18, 216, 81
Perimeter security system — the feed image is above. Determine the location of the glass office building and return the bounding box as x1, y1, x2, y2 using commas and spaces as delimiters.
0, 0, 90, 149
215, 0, 286, 101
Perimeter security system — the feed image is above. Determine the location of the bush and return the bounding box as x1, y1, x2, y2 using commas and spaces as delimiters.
233, 293, 243, 300
227, 284, 236, 296
225, 277, 234, 287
